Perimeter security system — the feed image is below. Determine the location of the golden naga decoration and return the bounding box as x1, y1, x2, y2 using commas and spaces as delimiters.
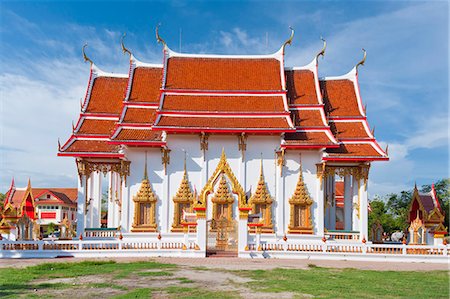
171, 153, 195, 232
356, 48, 367, 71
121, 33, 132, 56
288, 157, 314, 234
211, 175, 235, 226
316, 36, 326, 60
155, 23, 167, 47
249, 158, 274, 233
316, 163, 370, 186
195, 149, 248, 218
82, 43, 93, 65
282, 26, 295, 52
131, 154, 158, 232
199, 132, 209, 158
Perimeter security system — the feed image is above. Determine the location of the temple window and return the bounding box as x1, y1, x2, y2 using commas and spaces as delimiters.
248, 160, 273, 233
171, 160, 195, 232
288, 160, 314, 234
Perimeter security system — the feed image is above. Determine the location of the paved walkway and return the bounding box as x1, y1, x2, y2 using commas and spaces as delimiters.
0, 257, 448, 271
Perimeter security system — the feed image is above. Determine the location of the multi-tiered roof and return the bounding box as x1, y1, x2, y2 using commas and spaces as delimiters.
58, 29, 388, 162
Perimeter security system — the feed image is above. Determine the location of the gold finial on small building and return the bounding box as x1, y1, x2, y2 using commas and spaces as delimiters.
82, 43, 93, 65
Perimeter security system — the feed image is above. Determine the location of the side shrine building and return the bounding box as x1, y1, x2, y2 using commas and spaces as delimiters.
57, 29, 389, 257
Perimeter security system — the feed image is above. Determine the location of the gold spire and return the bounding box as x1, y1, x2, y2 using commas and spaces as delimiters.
289, 157, 313, 205
249, 157, 273, 206
212, 175, 234, 204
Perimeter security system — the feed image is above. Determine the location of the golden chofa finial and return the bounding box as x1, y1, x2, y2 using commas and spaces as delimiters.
316, 36, 326, 59
58, 138, 61, 151
155, 23, 166, 47
121, 33, 132, 56
282, 26, 294, 51
385, 144, 389, 155
82, 43, 93, 65
356, 48, 366, 71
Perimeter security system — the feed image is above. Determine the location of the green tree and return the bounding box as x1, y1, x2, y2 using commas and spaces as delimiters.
46, 222, 57, 235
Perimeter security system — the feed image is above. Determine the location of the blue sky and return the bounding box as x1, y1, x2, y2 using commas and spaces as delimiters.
0, 1, 448, 197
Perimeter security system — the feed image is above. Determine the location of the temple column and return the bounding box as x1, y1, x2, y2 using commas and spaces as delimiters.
344, 175, 353, 231
76, 174, 87, 238
91, 172, 102, 228
352, 176, 360, 232
114, 172, 121, 228
238, 211, 249, 252
275, 161, 284, 235
326, 175, 336, 230
161, 166, 169, 234
315, 172, 325, 236
359, 179, 368, 240
86, 173, 94, 228
196, 213, 207, 254
121, 175, 130, 233
107, 171, 114, 228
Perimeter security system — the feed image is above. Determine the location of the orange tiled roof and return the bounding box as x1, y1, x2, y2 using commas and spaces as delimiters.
165, 57, 283, 91
128, 67, 162, 103
77, 119, 116, 135
283, 131, 336, 146
63, 140, 119, 153
291, 109, 325, 127
321, 80, 362, 117
122, 108, 158, 124
330, 121, 370, 139
33, 188, 77, 205
84, 77, 128, 114
156, 116, 291, 130
326, 143, 382, 157
286, 70, 319, 105
114, 129, 162, 141
161, 95, 286, 112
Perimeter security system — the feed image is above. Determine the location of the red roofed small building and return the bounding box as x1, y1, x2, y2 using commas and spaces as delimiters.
408, 184, 447, 245
57, 28, 388, 256
0, 179, 77, 240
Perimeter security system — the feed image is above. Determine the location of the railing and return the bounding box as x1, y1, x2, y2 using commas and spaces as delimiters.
84, 228, 120, 238
250, 240, 448, 257
325, 231, 360, 241
0, 239, 199, 254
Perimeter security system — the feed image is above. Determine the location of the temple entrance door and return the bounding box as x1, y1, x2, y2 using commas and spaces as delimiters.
206, 217, 238, 257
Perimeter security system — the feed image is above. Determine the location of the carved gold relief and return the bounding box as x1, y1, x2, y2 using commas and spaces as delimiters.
275, 148, 286, 176
131, 157, 157, 232
171, 157, 195, 232
161, 147, 171, 175
194, 149, 248, 217
238, 133, 247, 155
76, 159, 130, 185
288, 159, 314, 234
249, 159, 273, 233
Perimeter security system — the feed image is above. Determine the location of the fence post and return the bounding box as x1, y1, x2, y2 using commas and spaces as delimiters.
443, 245, 448, 256
38, 240, 43, 251
79, 240, 83, 251
402, 243, 407, 255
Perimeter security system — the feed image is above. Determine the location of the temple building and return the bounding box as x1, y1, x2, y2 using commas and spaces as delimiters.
57, 28, 388, 257
407, 184, 446, 245
0, 179, 77, 240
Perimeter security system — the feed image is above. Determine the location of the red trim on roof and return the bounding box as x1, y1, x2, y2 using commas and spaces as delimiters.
282, 144, 340, 149
158, 111, 291, 117
152, 127, 294, 134
81, 113, 119, 118
162, 89, 287, 95
323, 157, 389, 162
57, 153, 124, 158
108, 141, 166, 147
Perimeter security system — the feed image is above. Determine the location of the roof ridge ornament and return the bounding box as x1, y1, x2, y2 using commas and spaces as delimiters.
58, 138, 61, 152
282, 26, 294, 52
356, 48, 366, 71
156, 23, 167, 47
316, 36, 326, 60
82, 43, 93, 65
121, 33, 132, 56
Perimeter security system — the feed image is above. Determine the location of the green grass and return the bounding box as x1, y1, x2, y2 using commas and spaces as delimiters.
240, 266, 449, 299
0, 260, 447, 299
0, 260, 175, 298
137, 270, 173, 277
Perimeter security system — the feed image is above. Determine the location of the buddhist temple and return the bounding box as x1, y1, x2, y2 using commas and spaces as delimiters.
408, 184, 446, 245
55, 27, 389, 257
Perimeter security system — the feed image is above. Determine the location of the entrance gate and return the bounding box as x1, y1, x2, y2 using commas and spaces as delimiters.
206, 217, 238, 257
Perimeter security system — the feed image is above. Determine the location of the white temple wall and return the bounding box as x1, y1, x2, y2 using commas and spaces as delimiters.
284, 150, 322, 235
